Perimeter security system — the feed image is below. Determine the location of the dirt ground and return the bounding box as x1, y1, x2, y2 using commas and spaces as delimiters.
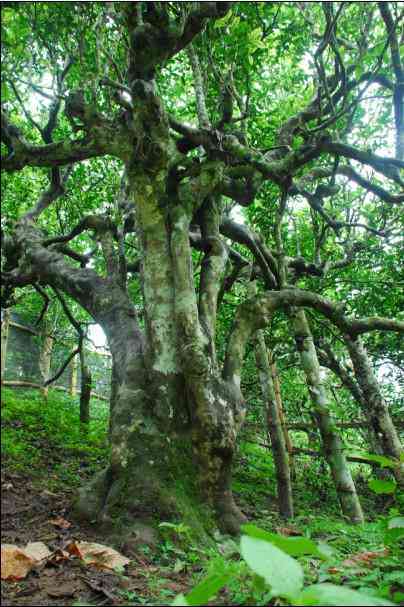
1, 470, 189, 607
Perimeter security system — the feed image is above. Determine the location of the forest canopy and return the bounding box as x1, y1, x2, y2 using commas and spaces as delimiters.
1, 0, 403, 544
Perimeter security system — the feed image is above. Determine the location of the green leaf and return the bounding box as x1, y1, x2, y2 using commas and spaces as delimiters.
185, 573, 230, 606
241, 524, 328, 559
388, 516, 404, 529
368, 479, 397, 494
393, 592, 404, 602
296, 583, 395, 606
240, 535, 303, 599
350, 453, 397, 469
171, 595, 189, 606
385, 516, 404, 543
214, 10, 234, 28
1, 82, 10, 102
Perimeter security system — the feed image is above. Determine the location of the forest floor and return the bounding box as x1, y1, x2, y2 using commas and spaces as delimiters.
1, 469, 196, 606
1, 388, 403, 607
0, 388, 194, 606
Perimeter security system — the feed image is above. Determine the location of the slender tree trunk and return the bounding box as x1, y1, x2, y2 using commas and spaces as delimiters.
317, 343, 387, 470
39, 325, 53, 399
109, 359, 119, 439
70, 354, 78, 397
269, 352, 296, 479
1, 308, 11, 382
79, 346, 92, 429
290, 309, 364, 523
255, 332, 294, 518
345, 334, 403, 485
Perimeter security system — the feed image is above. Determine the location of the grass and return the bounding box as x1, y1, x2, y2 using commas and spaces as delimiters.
1, 387, 109, 490
1, 387, 403, 606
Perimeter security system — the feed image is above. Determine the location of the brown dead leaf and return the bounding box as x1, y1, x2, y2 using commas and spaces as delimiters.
48, 548, 71, 564
275, 526, 303, 536
327, 566, 341, 574
66, 541, 130, 571
1, 542, 52, 581
342, 549, 389, 568
65, 541, 84, 559
1, 545, 34, 581
49, 517, 72, 529
24, 542, 52, 562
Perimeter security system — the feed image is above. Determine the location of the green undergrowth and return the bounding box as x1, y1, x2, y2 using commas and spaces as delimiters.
2, 387, 403, 606
172, 518, 403, 606
1, 387, 109, 490
233, 438, 402, 522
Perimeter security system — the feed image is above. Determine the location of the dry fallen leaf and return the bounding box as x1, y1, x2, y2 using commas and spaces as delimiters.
48, 548, 71, 564
49, 517, 72, 529
66, 541, 130, 571
1, 545, 34, 581
1, 542, 52, 580
24, 542, 52, 562
275, 526, 303, 536
342, 549, 389, 568
327, 566, 341, 574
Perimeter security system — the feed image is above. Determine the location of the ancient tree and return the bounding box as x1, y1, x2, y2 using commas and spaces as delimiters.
1, 2, 403, 534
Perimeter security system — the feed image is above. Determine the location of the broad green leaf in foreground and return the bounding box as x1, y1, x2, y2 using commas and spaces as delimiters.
185, 572, 231, 606
240, 535, 303, 599
296, 583, 395, 606
385, 516, 404, 543
242, 524, 328, 559
172, 595, 189, 606
388, 516, 404, 529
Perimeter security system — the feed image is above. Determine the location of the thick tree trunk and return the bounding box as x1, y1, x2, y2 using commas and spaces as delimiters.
1, 308, 11, 382
345, 335, 403, 485
75, 166, 246, 537
255, 332, 294, 518
74, 314, 245, 537
290, 309, 364, 523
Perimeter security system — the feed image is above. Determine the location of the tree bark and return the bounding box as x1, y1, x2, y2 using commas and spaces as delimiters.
269, 352, 296, 478
290, 309, 364, 523
1, 308, 11, 382
69, 354, 78, 397
75, 165, 247, 537
345, 334, 403, 485
255, 332, 294, 518
317, 343, 380, 452
38, 324, 53, 399
79, 346, 92, 429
